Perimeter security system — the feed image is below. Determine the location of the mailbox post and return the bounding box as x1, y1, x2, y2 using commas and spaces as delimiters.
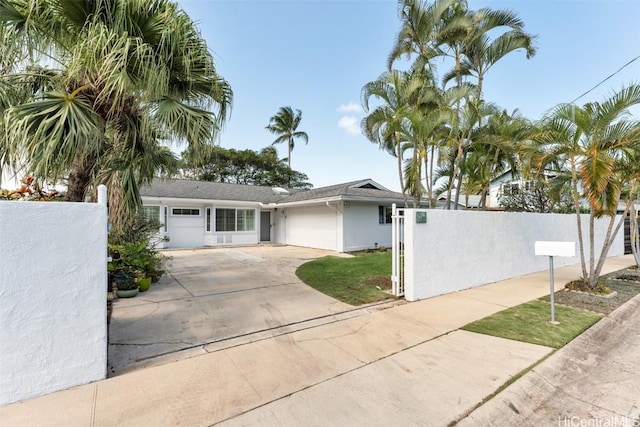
534, 241, 576, 323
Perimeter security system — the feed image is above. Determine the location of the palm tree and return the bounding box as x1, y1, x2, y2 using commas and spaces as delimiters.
361, 69, 429, 206
532, 84, 640, 289
0, 0, 232, 220
441, 7, 537, 101
387, 0, 465, 72
265, 106, 308, 168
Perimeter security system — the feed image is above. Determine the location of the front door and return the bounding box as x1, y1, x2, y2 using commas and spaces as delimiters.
260, 211, 271, 242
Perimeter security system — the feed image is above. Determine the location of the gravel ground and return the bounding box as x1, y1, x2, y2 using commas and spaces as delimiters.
542, 268, 640, 314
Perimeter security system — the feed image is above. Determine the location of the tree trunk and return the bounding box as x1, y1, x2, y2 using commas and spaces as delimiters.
65, 152, 98, 202
453, 147, 467, 209
592, 209, 627, 286
570, 158, 588, 281
396, 133, 408, 207
632, 201, 640, 266
588, 208, 596, 288
412, 141, 420, 208
427, 145, 435, 208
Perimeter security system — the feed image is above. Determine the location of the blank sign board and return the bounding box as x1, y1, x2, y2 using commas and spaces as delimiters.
534, 241, 576, 257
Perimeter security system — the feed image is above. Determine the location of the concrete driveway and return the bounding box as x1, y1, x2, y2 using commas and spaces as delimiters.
108, 245, 353, 375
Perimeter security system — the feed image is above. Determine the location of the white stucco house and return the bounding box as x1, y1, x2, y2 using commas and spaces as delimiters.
140, 178, 411, 252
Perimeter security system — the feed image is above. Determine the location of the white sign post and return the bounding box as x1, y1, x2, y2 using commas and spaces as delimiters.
534, 241, 576, 323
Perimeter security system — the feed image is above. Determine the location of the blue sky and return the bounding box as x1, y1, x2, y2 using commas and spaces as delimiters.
177, 0, 640, 191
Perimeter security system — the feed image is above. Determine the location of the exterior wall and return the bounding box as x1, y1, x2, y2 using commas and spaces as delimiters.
0, 199, 107, 406
343, 202, 393, 252
284, 204, 341, 251
403, 210, 625, 301
142, 199, 260, 248
204, 204, 259, 247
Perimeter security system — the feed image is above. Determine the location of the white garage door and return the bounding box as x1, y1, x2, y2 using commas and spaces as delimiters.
167, 207, 204, 248
286, 205, 337, 251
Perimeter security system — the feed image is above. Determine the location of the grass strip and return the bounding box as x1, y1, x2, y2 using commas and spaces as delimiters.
461, 300, 602, 349
296, 251, 395, 306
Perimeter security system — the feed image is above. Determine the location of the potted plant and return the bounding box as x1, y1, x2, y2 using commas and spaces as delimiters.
108, 246, 139, 298
135, 270, 152, 292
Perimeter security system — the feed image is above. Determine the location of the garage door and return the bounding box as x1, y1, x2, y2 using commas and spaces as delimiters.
286, 205, 337, 251
168, 207, 205, 248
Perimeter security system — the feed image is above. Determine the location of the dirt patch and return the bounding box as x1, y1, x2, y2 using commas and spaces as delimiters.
542, 269, 640, 314
362, 276, 392, 290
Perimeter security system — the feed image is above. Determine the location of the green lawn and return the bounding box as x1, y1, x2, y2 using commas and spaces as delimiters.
462, 300, 602, 349
296, 251, 396, 306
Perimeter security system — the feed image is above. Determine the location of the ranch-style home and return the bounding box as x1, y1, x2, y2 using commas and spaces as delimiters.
140, 178, 410, 252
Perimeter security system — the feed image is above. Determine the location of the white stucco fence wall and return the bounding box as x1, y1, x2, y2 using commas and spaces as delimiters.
0, 192, 107, 406
403, 210, 625, 301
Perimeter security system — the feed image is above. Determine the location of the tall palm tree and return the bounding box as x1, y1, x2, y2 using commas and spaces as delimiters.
441, 6, 536, 208
265, 106, 308, 168
441, 7, 537, 100
387, 0, 536, 210
387, 0, 465, 72
533, 84, 640, 288
361, 69, 428, 206
0, 0, 232, 219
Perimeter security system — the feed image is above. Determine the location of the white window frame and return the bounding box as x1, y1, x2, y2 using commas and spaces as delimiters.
379, 205, 393, 224
214, 208, 256, 232
171, 207, 201, 216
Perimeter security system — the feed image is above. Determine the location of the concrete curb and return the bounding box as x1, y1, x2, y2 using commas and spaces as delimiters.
458, 293, 640, 426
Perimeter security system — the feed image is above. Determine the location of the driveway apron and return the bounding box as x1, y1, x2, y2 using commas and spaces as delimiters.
108, 245, 352, 375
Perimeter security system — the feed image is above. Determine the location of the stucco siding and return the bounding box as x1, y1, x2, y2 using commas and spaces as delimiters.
403, 210, 625, 301
343, 202, 392, 252
0, 201, 107, 405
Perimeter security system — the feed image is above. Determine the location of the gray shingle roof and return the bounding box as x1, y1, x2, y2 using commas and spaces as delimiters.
140, 179, 284, 203
279, 181, 407, 203
140, 178, 408, 204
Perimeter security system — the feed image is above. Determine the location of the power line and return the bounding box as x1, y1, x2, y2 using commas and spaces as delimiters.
569, 54, 640, 104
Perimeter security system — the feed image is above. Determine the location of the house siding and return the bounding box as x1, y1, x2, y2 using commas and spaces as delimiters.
142, 198, 262, 248
343, 202, 393, 252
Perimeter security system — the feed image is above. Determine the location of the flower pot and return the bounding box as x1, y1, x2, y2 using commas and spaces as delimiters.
137, 277, 152, 292
116, 288, 139, 298
114, 273, 133, 284
150, 272, 162, 284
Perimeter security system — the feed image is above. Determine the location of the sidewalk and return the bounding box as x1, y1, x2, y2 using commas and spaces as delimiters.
0, 255, 634, 426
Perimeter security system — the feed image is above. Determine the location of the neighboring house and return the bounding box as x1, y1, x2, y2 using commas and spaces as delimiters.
436, 190, 483, 210
140, 178, 412, 252
488, 169, 518, 208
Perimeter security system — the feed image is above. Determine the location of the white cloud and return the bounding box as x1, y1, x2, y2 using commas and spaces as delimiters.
337, 102, 362, 113
337, 116, 361, 135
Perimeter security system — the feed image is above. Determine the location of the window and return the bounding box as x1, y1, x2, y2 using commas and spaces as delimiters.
216, 208, 235, 232
237, 209, 255, 231
215, 208, 256, 232
379, 206, 393, 224
206, 208, 211, 232
172, 208, 200, 216
142, 206, 160, 222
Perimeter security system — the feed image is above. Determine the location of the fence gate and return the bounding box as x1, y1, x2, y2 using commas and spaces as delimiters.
391, 203, 405, 296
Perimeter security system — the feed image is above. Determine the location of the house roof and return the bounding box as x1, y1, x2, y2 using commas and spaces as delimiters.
140, 178, 408, 205
140, 179, 287, 203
